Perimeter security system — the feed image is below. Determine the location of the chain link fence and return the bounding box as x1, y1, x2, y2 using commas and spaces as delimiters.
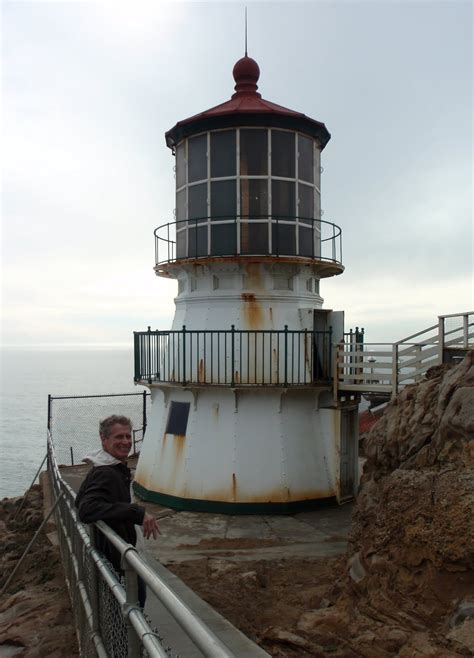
48, 392, 149, 466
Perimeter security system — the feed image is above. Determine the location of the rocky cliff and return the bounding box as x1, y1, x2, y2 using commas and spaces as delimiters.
0, 486, 78, 657
301, 351, 474, 657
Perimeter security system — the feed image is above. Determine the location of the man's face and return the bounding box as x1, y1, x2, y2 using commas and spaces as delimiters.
101, 423, 132, 462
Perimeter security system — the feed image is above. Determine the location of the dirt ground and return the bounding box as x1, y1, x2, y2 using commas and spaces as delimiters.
169, 554, 347, 657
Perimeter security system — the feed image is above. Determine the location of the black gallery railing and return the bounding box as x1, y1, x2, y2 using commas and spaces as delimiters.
154, 215, 343, 267
134, 326, 332, 387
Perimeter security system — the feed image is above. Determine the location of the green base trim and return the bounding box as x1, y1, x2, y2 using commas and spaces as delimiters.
133, 481, 337, 515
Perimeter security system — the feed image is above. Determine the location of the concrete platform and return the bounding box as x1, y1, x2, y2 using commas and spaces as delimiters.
60, 461, 353, 565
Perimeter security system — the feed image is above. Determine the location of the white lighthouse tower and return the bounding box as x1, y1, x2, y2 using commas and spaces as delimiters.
133, 55, 359, 512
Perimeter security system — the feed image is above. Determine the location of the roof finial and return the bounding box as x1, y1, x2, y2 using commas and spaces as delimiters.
245, 7, 248, 56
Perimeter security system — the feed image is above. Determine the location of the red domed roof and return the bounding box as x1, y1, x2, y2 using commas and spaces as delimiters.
165, 55, 330, 150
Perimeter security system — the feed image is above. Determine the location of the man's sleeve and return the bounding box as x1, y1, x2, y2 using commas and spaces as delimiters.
76, 469, 145, 525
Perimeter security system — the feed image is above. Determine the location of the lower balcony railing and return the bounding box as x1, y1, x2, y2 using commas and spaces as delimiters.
134, 326, 332, 387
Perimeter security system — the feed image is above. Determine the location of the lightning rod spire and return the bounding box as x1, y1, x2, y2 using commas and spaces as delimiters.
245, 7, 248, 56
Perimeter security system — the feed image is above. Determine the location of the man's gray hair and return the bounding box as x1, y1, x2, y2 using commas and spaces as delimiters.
99, 415, 133, 439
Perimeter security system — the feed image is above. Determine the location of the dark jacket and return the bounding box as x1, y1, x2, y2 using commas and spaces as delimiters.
75, 462, 145, 571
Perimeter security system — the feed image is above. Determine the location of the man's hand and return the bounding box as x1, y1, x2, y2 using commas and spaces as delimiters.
142, 512, 160, 540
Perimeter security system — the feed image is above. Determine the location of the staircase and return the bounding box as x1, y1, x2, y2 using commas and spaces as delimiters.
336, 312, 473, 400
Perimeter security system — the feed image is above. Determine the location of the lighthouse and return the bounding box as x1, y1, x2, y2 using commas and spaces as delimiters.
133, 54, 359, 512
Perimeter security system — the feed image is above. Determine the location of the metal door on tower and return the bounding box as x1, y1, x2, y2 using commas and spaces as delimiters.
340, 408, 358, 501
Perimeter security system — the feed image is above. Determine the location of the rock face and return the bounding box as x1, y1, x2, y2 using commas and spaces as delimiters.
334, 351, 474, 656
0, 486, 78, 657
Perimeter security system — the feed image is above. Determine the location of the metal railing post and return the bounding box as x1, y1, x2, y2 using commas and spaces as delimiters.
284, 325, 288, 387
123, 562, 141, 657
133, 332, 140, 381
142, 390, 147, 437
391, 343, 399, 398
182, 325, 187, 385
88, 532, 101, 646
438, 316, 445, 364
147, 326, 152, 384
230, 325, 235, 387
47, 394, 52, 431
463, 313, 469, 348
328, 326, 333, 380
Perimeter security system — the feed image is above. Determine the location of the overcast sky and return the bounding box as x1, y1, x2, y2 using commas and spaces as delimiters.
2, 0, 472, 347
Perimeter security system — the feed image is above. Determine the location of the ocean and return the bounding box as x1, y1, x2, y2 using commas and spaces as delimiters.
0, 348, 146, 499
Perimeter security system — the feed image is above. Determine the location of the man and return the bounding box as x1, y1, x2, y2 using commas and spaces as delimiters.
75, 415, 159, 606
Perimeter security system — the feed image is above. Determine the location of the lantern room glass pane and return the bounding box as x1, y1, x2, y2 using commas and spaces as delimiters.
240, 129, 268, 175
188, 226, 208, 257
210, 130, 236, 178
298, 184, 314, 219
211, 180, 236, 219
176, 142, 186, 188
272, 223, 296, 255
241, 179, 268, 218
272, 180, 295, 218
188, 134, 207, 183
241, 222, 269, 255
176, 229, 186, 259
299, 226, 314, 258
188, 183, 207, 220
176, 188, 186, 222
298, 135, 314, 183
211, 224, 236, 255
271, 130, 295, 178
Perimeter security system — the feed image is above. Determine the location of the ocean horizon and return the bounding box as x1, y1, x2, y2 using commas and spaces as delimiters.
0, 347, 145, 499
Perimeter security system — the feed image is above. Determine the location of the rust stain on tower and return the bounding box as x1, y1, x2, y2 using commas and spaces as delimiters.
241, 293, 263, 329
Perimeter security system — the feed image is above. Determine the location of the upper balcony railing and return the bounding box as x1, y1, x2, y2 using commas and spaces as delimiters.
154, 215, 343, 274
134, 326, 332, 387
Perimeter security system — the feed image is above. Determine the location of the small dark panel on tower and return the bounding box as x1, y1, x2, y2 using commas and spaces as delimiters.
166, 401, 190, 436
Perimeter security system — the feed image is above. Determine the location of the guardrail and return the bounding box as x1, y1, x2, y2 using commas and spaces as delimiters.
134, 326, 332, 386
336, 312, 473, 397
47, 430, 236, 657
154, 215, 343, 268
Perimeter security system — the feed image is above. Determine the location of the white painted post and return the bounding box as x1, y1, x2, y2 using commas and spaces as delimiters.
391, 343, 398, 399
438, 316, 445, 364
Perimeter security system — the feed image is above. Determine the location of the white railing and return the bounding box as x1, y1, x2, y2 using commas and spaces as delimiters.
336, 312, 473, 398
47, 429, 236, 657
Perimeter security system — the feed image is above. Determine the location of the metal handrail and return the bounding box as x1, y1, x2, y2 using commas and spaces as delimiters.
134, 325, 333, 386
153, 215, 343, 267
47, 429, 236, 656
97, 522, 234, 657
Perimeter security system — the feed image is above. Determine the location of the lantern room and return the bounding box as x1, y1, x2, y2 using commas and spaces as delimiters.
157, 56, 342, 277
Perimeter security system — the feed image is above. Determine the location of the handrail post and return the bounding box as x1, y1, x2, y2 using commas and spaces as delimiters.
284, 325, 288, 387
438, 315, 445, 364
47, 394, 52, 431
123, 561, 141, 657
182, 325, 187, 385
391, 343, 399, 399
147, 326, 152, 384
230, 325, 235, 387
142, 390, 147, 438
328, 326, 333, 380
463, 313, 469, 348
133, 332, 140, 382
